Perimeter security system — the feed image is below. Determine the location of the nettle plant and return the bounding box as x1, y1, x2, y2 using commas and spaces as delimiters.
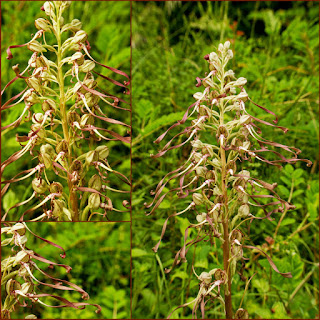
146, 41, 312, 319
1, 1, 131, 221
1, 222, 101, 319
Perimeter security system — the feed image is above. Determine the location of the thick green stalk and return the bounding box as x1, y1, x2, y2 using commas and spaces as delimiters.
56, 8, 79, 220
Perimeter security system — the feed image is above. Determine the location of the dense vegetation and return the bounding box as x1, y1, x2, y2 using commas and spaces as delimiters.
132, 2, 319, 319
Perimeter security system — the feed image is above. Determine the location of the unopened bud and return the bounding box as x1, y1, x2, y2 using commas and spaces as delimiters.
52, 199, 65, 218
13, 250, 33, 266
80, 114, 94, 127
85, 150, 99, 165
44, 2, 55, 17
35, 18, 51, 32
72, 30, 88, 43
69, 19, 82, 32
196, 212, 207, 223
32, 178, 48, 194
88, 193, 100, 209
238, 204, 250, 218
28, 40, 47, 53
56, 140, 68, 153
40, 143, 55, 157
235, 308, 249, 319
6, 279, 22, 296
49, 182, 63, 194
79, 60, 95, 73
95, 145, 109, 159
193, 193, 204, 206
67, 111, 81, 125
42, 99, 56, 112
71, 52, 84, 65
199, 272, 212, 284
88, 174, 102, 191
195, 166, 207, 178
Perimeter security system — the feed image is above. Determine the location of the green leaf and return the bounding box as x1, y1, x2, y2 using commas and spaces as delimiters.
252, 278, 269, 293
2, 190, 18, 213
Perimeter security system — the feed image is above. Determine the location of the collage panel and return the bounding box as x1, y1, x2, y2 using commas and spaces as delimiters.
1, 222, 130, 319
131, 1, 318, 319
1, 1, 131, 222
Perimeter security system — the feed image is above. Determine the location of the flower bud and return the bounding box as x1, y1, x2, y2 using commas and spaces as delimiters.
44, 2, 55, 17
193, 152, 204, 163
42, 99, 56, 112
40, 143, 55, 157
224, 69, 235, 79
11, 223, 26, 236
6, 279, 22, 296
196, 212, 207, 223
49, 182, 63, 194
71, 52, 84, 65
32, 178, 48, 194
67, 111, 81, 125
83, 78, 97, 89
209, 52, 219, 62
224, 41, 231, 50
32, 113, 44, 124
193, 193, 204, 206
27, 77, 41, 93
193, 91, 205, 101
199, 272, 212, 284
191, 139, 204, 149
238, 170, 250, 181
13, 250, 33, 266
21, 282, 33, 295
69, 19, 82, 32
70, 160, 83, 174
198, 105, 211, 117
72, 30, 88, 43
231, 229, 242, 242
235, 308, 249, 319
52, 199, 65, 218
84, 92, 100, 107
88, 193, 100, 210
39, 153, 52, 169
35, 18, 51, 32
95, 145, 109, 159
234, 77, 247, 87
79, 60, 95, 73
195, 166, 207, 178
25, 315, 37, 319
238, 204, 250, 218
214, 269, 226, 283
31, 124, 46, 139
28, 40, 47, 53
88, 174, 102, 191
56, 140, 68, 153
85, 150, 99, 166
80, 114, 94, 127
226, 49, 233, 59
25, 91, 41, 105
238, 115, 251, 126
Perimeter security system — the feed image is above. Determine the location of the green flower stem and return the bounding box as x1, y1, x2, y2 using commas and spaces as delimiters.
219, 69, 233, 319
56, 6, 79, 220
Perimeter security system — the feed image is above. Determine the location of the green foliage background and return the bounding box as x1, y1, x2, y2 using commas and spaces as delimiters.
132, 1, 319, 319
1, 1, 131, 221
1, 222, 130, 319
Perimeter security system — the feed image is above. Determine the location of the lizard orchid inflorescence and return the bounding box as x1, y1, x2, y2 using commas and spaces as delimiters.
1, 222, 101, 319
1, 1, 131, 221
145, 41, 311, 319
